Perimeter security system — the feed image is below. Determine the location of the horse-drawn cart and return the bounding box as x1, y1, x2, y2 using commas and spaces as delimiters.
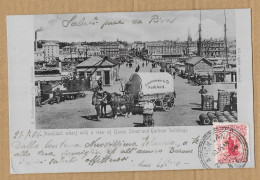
128, 72, 175, 111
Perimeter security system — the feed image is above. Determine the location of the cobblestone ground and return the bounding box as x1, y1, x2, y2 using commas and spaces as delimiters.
36, 57, 236, 129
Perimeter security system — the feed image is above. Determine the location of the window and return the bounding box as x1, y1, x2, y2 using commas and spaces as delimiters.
96, 71, 101, 76
86, 71, 92, 76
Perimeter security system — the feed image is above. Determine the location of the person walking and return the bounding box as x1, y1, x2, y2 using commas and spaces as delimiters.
199, 85, 208, 110
97, 77, 103, 91
143, 101, 154, 127
172, 69, 176, 79
208, 73, 211, 85
92, 91, 101, 121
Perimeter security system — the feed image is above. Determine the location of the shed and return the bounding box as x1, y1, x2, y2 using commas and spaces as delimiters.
185, 57, 213, 76
76, 56, 118, 86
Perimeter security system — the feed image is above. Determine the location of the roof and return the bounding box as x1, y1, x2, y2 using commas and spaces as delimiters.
76, 56, 115, 68
107, 58, 119, 65
35, 75, 62, 82
34, 49, 43, 54
60, 54, 83, 60
185, 57, 212, 66
43, 42, 59, 46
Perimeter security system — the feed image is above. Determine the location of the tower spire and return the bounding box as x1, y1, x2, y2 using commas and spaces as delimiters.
188, 28, 192, 41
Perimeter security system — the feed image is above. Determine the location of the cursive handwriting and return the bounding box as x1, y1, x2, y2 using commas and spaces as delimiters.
100, 19, 124, 29
62, 15, 98, 27
149, 15, 177, 24
11, 128, 199, 172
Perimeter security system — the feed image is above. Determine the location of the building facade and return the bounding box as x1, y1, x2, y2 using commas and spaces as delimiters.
42, 42, 60, 61
146, 41, 183, 61
200, 39, 225, 58
62, 45, 86, 55
34, 49, 44, 62
100, 42, 119, 57
83, 45, 101, 57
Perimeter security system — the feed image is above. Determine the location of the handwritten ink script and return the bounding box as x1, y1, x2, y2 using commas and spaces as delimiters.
10, 127, 202, 173
61, 15, 177, 29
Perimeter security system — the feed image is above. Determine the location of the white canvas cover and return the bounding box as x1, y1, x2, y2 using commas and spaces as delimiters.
129, 72, 174, 95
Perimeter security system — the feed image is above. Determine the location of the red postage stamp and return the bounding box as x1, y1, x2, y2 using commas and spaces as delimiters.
214, 123, 249, 164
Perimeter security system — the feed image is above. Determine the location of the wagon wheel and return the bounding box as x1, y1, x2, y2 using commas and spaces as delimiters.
162, 93, 175, 111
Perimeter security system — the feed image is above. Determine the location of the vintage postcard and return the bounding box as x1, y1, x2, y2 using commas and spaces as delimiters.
7, 9, 254, 174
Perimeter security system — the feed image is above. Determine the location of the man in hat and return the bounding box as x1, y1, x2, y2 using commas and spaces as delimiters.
97, 77, 103, 91
92, 91, 101, 121
199, 85, 208, 110
199, 85, 208, 95
143, 101, 154, 127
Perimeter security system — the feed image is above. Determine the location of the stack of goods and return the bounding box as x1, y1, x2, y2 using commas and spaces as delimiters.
230, 111, 237, 119
218, 90, 231, 111
201, 94, 214, 111
199, 111, 238, 125
230, 92, 237, 111
215, 111, 228, 122
223, 111, 237, 122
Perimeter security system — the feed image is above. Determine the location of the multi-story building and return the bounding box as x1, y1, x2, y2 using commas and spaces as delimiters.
200, 39, 225, 58
132, 41, 145, 51
146, 40, 183, 61
62, 45, 86, 55
99, 42, 119, 57
42, 42, 59, 61
84, 45, 101, 57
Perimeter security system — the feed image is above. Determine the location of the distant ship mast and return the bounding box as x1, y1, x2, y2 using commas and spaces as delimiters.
197, 10, 202, 56
224, 10, 228, 66
223, 10, 228, 81
187, 28, 190, 56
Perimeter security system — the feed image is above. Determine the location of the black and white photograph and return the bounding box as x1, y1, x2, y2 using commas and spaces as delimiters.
34, 10, 238, 129
7, 8, 254, 174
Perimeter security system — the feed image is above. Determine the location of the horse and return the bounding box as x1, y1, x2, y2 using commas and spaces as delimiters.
100, 91, 135, 119
99, 91, 113, 118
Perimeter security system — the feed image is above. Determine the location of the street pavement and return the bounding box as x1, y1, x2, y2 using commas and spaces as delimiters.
36, 57, 236, 129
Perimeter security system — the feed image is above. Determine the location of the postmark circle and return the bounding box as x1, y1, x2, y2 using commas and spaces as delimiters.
198, 128, 248, 169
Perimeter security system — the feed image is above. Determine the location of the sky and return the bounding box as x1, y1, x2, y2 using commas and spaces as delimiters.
34, 9, 236, 43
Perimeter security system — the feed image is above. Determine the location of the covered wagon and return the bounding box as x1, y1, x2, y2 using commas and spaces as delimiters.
128, 72, 175, 111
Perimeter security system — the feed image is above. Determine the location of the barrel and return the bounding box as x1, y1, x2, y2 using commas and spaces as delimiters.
215, 111, 228, 122
207, 112, 218, 123
230, 111, 238, 120
199, 113, 211, 125
223, 111, 237, 122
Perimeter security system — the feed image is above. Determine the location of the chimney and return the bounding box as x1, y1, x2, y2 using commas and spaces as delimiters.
35, 31, 37, 51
